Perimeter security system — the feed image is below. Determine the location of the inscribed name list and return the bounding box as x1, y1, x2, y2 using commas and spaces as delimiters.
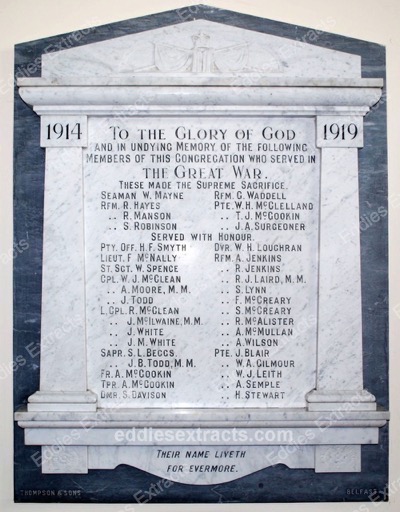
84, 116, 319, 408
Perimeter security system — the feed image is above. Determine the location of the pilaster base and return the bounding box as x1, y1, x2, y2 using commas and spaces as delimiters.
307, 390, 377, 412
27, 391, 98, 412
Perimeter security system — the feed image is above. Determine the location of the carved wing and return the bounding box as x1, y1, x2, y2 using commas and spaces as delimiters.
154, 43, 192, 72
213, 43, 249, 72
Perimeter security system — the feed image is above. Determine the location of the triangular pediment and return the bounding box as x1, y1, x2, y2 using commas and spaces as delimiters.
41, 19, 361, 80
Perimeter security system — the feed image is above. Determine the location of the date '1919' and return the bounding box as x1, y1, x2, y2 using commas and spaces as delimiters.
323, 123, 358, 141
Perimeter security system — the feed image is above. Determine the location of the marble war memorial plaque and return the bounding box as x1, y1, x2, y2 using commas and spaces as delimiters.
14, 5, 389, 504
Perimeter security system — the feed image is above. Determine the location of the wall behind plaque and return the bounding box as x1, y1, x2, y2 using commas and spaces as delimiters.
1, 0, 399, 511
